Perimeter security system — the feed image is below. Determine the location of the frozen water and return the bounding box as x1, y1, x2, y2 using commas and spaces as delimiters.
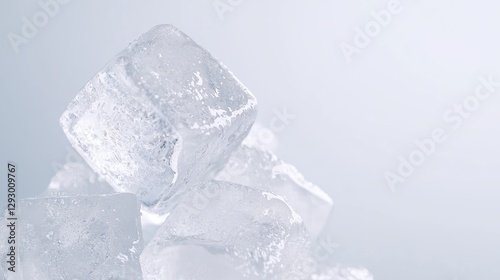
42, 163, 166, 261
140, 208, 169, 246
141, 180, 311, 280
43, 161, 114, 197
216, 141, 333, 238
311, 265, 374, 280
141, 244, 255, 280
60, 24, 257, 214
16, 193, 144, 279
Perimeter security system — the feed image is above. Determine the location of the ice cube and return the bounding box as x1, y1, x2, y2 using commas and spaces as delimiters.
43, 161, 114, 197
16, 193, 144, 279
141, 180, 311, 280
60, 24, 257, 214
216, 142, 333, 238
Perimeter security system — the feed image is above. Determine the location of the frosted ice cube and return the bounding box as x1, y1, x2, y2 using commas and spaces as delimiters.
216, 142, 333, 238
60, 24, 257, 214
43, 161, 114, 197
141, 180, 311, 280
16, 193, 144, 279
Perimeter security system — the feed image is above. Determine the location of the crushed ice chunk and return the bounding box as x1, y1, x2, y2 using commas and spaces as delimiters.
216, 142, 333, 238
141, 180, 311, 280
15, 194, 144, 279
60, 24, 257, 214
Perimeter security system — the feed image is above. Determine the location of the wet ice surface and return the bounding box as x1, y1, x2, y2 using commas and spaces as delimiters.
216, 141, 333, 238
60, 24, 257, 214
141, 180, 312, 280
16, 194, 144, 279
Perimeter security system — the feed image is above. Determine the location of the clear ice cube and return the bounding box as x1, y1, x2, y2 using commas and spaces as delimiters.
141, 180, 311, 280
60, 24, 257, 214
216, 142, 333, 238
16, 193, 144, 279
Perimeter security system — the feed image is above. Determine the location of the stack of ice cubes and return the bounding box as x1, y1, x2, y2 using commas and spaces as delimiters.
1, 25, 374, 279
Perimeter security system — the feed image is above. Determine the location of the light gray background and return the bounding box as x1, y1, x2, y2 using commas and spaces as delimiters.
1, 1, 500, 279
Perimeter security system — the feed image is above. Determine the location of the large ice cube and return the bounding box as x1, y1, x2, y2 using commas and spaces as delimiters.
43, 161, 114, 197
216, 142, 333, 238
60, 24, 257, 214
141, 180, 311, 280
16, 194, 144, 279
